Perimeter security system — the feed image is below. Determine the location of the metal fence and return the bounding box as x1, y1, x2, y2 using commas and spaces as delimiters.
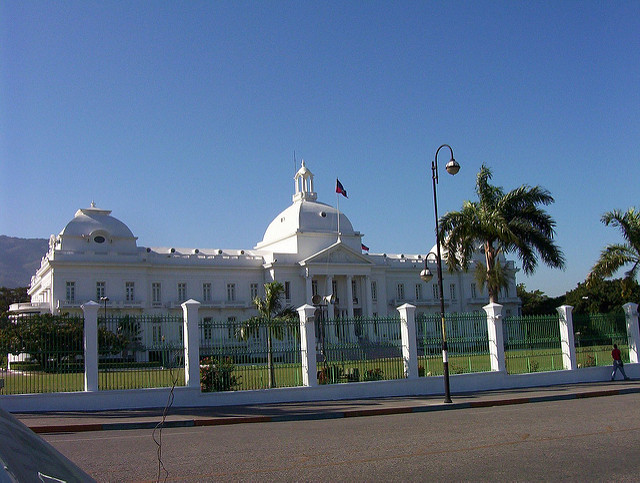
573, 313, 628, 368
315, 316, 405, 383
0, 313, 85, 394
199, 318, 303, 390
503, 314, 562, 374
417, 312, 491, 376
98, 314, 185, 390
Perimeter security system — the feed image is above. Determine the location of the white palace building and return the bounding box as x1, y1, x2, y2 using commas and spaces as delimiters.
12, 162, 521, 320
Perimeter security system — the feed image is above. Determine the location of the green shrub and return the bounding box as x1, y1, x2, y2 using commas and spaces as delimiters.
363, 368, 384, 381
200, 357, 240, 392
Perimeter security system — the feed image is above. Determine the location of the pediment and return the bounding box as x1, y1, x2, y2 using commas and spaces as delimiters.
299, 242, 372, 266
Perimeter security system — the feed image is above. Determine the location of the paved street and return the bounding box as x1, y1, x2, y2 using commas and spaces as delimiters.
44, 392, 640, 482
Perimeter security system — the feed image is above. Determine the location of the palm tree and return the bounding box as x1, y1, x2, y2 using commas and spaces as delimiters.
591, 208, 640, 283
439, 164, 565, 303
241, 281, 297, 388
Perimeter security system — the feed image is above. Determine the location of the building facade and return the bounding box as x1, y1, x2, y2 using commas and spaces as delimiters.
12, 162, 521, 320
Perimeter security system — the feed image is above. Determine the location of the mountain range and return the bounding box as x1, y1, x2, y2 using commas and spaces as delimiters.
0, 236, 48, 288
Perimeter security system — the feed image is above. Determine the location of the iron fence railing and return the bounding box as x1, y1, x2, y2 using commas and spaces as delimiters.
503, 314, 562, 374
316, 316, 405, 383
199, 318, 302, 390
417, 312, 491, 376
98, 314, 185, 390
0, 313, 85, 394
573, 313, 628, 368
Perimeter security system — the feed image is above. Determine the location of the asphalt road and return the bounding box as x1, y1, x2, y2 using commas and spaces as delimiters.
45, 393, 640, 482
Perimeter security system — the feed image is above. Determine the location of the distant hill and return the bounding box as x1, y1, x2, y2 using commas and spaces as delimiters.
0, 236, 48, 288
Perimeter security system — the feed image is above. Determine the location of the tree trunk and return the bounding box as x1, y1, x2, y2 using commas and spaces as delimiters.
485, 241, 499, 304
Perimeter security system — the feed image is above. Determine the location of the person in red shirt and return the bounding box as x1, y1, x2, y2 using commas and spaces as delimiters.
611, 344, 630, 381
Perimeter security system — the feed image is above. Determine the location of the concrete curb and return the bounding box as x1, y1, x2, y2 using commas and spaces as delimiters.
28, 386, 640, 434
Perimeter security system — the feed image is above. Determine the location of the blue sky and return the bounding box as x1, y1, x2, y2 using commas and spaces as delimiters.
1, 1, 639, 297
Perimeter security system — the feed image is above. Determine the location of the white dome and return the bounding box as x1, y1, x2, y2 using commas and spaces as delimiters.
261, 200, 355, 245
58, 204, 137, 252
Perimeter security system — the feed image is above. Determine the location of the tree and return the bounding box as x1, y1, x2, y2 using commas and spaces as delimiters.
0, 286, 28, 316
439, 164, 565, 303
564, 277, 640, 315
516, 284, 564, 315
591, 208, 640, 282
240, 281, 297, 388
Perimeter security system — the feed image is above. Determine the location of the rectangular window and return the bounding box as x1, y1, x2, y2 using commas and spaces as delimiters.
397, 283, 405, 300
96, 281, 105, 301
66, 281, 75, 303
311, 280, 318, 296
250, 283, 259, 300
284, 281, 291, 302
226, 283, 236, 302
415, 283, 422, 301
332, 280, 338, 299
227, 316, 237, 339
432, 284, 439, 299
202, 283, 211, 302
471, 283, 477, 299
178, 282, 187, 302
125, 282, 135, 302
152, 282, 162, 305
202, 317, 212, 340
371, 281, 377, 301
450, 283, 456, 300
152, 324, 162, 345
351, 279, 357, 301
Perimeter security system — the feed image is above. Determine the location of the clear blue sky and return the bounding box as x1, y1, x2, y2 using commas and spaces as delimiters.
2, 1, 639, 297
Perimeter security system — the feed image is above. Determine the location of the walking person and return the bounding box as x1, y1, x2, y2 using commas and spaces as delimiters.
611, 344, 630, 381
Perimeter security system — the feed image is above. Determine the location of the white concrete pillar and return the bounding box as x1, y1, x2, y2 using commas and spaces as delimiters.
181, 299, 201, 389
397, 303, 418, 379
557, 305, 577, 370
81, 301, 100, 392
623, 302, 640, 363
484, 303, 506, 372
297, 304, 318, 387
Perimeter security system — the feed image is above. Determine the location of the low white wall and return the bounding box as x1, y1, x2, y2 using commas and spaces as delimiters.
2, 363, 637, 413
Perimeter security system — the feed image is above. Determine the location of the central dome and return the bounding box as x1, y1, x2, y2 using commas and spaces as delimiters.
261, 200, 355, 245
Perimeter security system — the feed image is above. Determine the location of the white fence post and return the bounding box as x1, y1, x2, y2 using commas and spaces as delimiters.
557, 305, 577, 370
484, 303, 506, 372
297, 304, 318, 387
397, 303, 418, 379
81, 301, 100, 392
181, 299, 201, 389
623, 302, 640, 363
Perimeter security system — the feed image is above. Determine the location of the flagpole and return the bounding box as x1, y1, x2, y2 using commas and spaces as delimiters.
336, 192, 341, 242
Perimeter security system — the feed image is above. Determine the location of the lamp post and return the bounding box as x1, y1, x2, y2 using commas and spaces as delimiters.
99, 296, 109, 321
420, 144, 460, 403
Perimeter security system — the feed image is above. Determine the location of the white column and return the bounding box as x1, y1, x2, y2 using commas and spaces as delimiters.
397, 303, 418, 379
297, 304, 318, 387
81, 301, 100, 392
346, 275, 354, 319
365, 275, 373, 317
623, 302, 640, 363
181, 299, 201, 389
484, 303, 506, 372
556, 305, 577, 370
326, 276, 335, 320
305, 274, 313, 305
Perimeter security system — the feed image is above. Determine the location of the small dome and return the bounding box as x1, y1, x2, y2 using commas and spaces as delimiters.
58, 204, 137, 252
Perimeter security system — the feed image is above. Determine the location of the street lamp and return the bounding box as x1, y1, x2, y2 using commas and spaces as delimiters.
99, 296, 109, 321
420, 144, 460, 403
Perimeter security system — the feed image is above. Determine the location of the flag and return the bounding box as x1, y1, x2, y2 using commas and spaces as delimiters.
336, 178, 348, 198
361, 243, 369, 251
